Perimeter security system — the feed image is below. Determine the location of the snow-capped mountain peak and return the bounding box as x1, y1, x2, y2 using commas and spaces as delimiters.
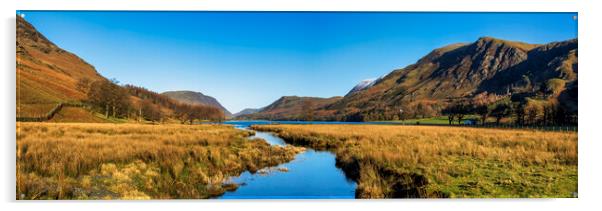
346, 78, 378, 95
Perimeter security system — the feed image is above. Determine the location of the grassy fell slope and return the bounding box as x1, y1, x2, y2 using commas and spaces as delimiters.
16, 16, 105, 104
16, 17, 214, 122
326, 37, 577, 119
16, 16, 107, 118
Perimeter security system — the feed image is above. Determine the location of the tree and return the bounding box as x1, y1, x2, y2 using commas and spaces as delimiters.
491, 102, 512, 124
514, 102, 526, 125
524, 99, 544, 125
172, 103, 224, 124
174, 103, 192, 124
471, 92, 502, 125
441, 105, 457, 125
443, 103, 470, 125
454, 103, 470, 125
475, 104, 494, 125
141, 99, 163, 122
86, 79, 130, 118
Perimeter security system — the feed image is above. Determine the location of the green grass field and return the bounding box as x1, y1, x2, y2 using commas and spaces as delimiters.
374, 115, 479, 125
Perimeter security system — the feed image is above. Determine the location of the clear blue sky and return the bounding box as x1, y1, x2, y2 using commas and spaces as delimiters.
18, 11, 577, 113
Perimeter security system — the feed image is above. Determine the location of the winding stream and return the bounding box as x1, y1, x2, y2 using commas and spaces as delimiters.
219, 121, 356, 199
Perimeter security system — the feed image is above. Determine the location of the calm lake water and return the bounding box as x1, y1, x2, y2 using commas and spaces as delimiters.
219, 120, 357, 199
223, 120, 393, 128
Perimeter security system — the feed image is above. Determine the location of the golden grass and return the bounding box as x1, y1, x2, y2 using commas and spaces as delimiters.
17, 123, 301, 199
252, 124, 577, 198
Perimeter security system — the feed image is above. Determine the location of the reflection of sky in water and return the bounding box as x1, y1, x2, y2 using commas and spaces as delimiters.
218, 122, 356, 199
220, 149, 356, 199
250, 131, 287, 146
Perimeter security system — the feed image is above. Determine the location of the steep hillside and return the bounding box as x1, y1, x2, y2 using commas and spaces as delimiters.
17, 15, 106, 115
16, 16, 106, 104
240, 96, 342, 120
326, 37, 577, 121
16, 16, 106, 116
16, 17, 225, 122
162, 91, 232, 117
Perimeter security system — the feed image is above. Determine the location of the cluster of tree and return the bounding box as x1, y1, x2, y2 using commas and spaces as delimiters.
442, 96, 576, 126
515, 98, 576, 126
78, 79, 225, 123
331, 100, 443, 122
125, 85, 178, 109
400, 101, 442, 120
139, 99, 164, 122
85, 79, 131, 118
174, 103, 224, 124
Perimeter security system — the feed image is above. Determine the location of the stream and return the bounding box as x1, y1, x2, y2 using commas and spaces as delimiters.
218, 121, 356, 199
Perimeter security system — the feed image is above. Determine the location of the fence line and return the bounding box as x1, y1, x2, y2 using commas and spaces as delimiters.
394, 121, 578, 132
16, 102, 87, 122
468, 124, 577, 132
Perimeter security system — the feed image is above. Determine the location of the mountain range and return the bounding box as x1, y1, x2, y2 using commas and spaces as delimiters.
242, 37, 577, 121
17, 15, 577, 122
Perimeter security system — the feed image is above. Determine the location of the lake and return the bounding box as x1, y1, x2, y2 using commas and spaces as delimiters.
223, 120, 395, 128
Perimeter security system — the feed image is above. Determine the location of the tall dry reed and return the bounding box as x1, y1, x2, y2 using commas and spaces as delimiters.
17, 122, 301, 199
252, 124, 577, 198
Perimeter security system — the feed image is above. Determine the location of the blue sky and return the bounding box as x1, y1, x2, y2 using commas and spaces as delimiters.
18, 11, 577, 113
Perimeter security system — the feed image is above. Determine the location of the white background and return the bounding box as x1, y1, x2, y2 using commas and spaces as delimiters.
1, 0, 600, 210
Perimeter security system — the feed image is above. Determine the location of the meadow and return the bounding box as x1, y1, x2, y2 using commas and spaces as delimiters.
16, 123, 303, 199
251, 124, 578, 198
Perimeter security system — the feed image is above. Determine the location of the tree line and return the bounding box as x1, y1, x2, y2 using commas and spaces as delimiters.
442, 92, 576, 126
329, 87, 576, 126
77, 78, 224, 123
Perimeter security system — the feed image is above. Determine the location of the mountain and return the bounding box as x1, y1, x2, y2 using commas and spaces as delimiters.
16, 15, 105, 105
162, 91, 232, 117
347, 78, 377, 96
346, 75, 387, 96
239, 96, 342, 120
238, 37, 577, 122
233, 108, 262, 117
16, 16, 226, 122
16, 16, 110, 120
326, 37, 577, 121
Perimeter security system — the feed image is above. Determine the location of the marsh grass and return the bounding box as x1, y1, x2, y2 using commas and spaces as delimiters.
17, 123, 301, 199
252, 124, 577, 198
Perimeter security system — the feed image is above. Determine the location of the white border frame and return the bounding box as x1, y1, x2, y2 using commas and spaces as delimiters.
3, 1, 601, 211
